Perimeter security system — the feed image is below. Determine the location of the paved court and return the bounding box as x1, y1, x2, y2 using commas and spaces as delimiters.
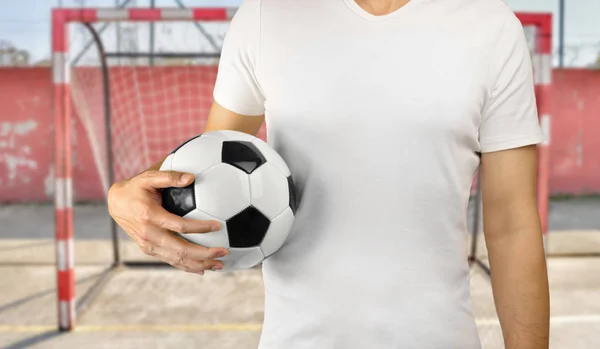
0, 199, 599, 348
0, 258, 598, 349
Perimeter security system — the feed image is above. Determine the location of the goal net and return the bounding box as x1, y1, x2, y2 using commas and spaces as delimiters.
71, 55, 221, 195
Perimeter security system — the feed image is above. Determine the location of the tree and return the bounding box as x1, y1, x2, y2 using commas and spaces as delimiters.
0, 40, 31, 66
592, 50, 600, 70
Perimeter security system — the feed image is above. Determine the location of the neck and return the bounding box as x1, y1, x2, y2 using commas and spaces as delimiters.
354, 0, 411, 16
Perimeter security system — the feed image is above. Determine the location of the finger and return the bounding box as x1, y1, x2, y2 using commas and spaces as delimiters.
156, 230, 228, 261
159, 242, 226, 272
137, 170, 195, 189
134, 220, 228, 263
162, 252, 225, 273
172, 237, 229, 261
150, 209, 221, 234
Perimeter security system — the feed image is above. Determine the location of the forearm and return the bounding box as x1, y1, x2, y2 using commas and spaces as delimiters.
486, 228, 550, 349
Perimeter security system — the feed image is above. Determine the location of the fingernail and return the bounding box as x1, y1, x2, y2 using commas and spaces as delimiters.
216, 250, 228, 258
212, 264, 223, 271
211, 223, 221, 231
180, 174, 194, 184
197, 271, 205, 276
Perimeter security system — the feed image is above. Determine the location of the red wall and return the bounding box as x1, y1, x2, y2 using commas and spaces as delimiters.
549, 70, 600, 195
0, 68, 54, 202
0, 67, 599, 202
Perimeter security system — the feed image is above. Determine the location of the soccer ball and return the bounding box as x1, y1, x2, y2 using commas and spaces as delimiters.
160, 130, 297, 271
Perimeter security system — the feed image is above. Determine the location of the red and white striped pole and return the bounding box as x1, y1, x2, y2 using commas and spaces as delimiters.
52, 9, 75, 332
533, 15, 553, 250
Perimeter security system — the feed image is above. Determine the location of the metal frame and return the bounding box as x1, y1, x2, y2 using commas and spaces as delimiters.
52, 7, 234, 332
469, 13, 553, 276
72, 0, 220, 65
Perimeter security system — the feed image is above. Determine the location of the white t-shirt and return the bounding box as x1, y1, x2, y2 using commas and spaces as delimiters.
214, 0, 544, 348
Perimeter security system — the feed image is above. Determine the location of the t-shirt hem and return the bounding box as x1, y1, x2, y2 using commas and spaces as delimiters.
213, 92, 265, 117
480, 133, 545, 153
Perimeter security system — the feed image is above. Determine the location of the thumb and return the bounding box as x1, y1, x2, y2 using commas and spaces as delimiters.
137, 170, 195, 189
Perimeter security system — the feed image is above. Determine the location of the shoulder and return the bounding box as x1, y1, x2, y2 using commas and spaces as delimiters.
231, 0, 307, 26
226, 0, 265, 42
477, 0, 525, 35
468, 0, 528, 54
429, 0, 522, 33
231, 0, 261, 21
464, 0, 523, 34
431, 0, 526, 51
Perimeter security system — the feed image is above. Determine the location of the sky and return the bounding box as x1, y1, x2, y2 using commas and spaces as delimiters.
0, 0, 598, 67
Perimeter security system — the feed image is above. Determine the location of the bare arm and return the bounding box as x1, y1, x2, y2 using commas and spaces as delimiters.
205, 101, 265, 134
108, 101, 264, 274
481, 145, 550, 348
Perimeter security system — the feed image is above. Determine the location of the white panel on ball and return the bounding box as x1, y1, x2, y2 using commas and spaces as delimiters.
194, 163, 251, 220
249, 163, 290, 220
170, 136, 223, 174
251, 138, 291, 177
218, 246, 264, 271
203, 130, 256, 142
260, 207, 294, 258
182, 210, 230, 248
159, 153, 176, 171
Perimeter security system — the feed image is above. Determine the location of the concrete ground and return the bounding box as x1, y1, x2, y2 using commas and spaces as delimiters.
0, 259, 598, 349
0, 198, 599, 348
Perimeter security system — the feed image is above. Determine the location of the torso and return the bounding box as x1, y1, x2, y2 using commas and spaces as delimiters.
238, 0, 521, 347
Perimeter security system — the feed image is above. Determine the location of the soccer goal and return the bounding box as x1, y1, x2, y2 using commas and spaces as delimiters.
51, 7, 554, 332
51, 6, 241, 331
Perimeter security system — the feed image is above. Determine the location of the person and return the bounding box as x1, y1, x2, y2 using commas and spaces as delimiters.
108, 0, 550, 347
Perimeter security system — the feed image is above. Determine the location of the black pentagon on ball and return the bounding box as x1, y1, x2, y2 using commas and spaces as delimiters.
221, 141, 266, 174
161, 183, 196, 217
226, 206, 271, 248
287, 176, 298, 215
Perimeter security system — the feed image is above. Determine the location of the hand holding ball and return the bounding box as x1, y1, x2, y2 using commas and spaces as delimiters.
160, 130, 297, 272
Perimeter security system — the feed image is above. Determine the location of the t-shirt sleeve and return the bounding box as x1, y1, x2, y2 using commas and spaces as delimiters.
213, 0, 265, 116
479, 14, 544, 153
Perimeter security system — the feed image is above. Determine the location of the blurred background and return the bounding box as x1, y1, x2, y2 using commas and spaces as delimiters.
0, 0, 599, 348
